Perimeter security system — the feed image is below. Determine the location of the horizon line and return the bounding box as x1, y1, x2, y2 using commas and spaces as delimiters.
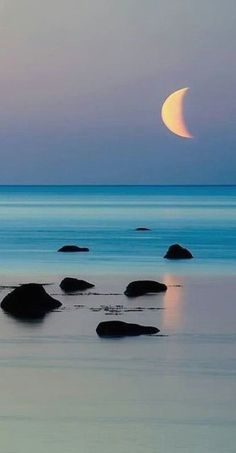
0, 184, 235, 187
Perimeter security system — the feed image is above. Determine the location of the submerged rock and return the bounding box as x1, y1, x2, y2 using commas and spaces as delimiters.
0, 283, 61, 319
124, 280, 167, 298
60, 277, 94, 293
96, 320, 159, 337
164, 243, 193, 259
58, 245, 89, 252
135, 227, 151, 231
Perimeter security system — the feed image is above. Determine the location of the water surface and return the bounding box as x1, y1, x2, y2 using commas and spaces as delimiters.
0, 185, 235, 276
0, 186, 235, 452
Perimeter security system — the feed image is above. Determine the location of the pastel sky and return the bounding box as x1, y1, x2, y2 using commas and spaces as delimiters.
0, 0, 235, 184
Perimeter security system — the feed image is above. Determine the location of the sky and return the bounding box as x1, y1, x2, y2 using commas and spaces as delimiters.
0, 0, 235, 184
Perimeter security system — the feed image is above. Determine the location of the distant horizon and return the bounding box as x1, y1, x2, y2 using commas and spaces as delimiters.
0, 184, 235, 187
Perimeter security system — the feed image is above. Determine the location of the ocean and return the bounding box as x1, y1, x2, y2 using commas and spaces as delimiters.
0, 185, 235, 277
0, 185, 235, 453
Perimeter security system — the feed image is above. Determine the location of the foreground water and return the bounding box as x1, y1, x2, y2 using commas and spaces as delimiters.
0, 186, 235, 453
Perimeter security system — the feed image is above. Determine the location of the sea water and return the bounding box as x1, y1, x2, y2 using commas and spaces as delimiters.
0, 186, 235, 453
0, 185, 235, 277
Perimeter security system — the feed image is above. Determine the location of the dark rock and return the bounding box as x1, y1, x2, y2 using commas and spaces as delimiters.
60, 277, 94, 293
135, 227, 151, 231
164, 243, 193, 259
1, 283, 62, 319
58, 245, 89, 252
124, 280, 167, 297
96, 320, 159, 337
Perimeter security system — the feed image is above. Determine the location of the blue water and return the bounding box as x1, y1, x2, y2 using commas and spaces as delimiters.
0, 185, 235, 276
0, 186, 236, 453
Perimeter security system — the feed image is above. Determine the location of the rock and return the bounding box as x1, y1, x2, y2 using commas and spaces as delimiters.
58, 245, 89, 252
135, 227, 151, 231
1, 283, 62, 319
124, 280, 167, 297
96, 321, 159, 337
60, 277, 94, 293
164, 243, 193, 259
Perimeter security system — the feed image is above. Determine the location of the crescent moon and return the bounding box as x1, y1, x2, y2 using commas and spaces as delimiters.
161, 87, 193, 138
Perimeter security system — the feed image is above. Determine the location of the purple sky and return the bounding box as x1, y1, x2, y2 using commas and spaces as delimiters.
0, 0, 235, 184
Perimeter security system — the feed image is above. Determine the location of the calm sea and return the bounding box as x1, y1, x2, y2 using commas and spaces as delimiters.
0, 185, 235, 276
0, 186, 235, 453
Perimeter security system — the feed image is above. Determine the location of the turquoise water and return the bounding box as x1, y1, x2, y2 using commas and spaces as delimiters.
0, 186, 236, 453
0, 185, 235, 276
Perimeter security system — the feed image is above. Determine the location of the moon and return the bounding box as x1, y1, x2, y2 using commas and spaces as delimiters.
161, 87, 193, 138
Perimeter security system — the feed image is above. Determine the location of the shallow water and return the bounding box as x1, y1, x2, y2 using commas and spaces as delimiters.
0, 276, 236, 453
0, 186, 235, 452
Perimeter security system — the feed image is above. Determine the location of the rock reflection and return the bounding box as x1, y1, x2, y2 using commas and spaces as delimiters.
3, 311, 46, 325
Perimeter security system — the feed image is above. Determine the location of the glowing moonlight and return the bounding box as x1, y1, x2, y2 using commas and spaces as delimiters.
161, 87, 193, 138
